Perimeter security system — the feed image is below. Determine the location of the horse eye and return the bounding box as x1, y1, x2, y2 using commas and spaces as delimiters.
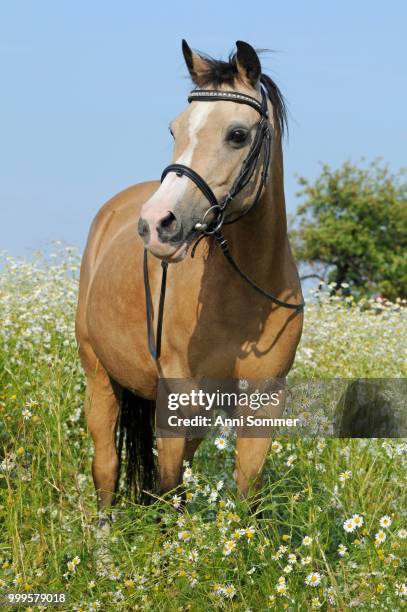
227, 128, 248, 146
169, 127, 175, 139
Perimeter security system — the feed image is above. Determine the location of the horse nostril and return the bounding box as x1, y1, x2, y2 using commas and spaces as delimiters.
156, 212, 183, 243
138, 218, 150, 242
159, 212, 177, 232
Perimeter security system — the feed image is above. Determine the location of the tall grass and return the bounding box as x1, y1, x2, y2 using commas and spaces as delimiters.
0, 246, 406, 610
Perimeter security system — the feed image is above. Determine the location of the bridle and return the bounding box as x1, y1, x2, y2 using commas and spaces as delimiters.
144, 78, 305, 359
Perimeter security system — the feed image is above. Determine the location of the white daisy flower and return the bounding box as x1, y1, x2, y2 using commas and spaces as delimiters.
395, 583, 407, 597
223, 584, 236, 599
379, 515, 392, 528
338, 544, 347, 557
286, 454, 296, 466
183, 467, 193, 482
271, 440, 282, 453
375, 530, 386, 544
301, 556, 312, 565
172, 495, 182, 509
214, 437, 227, 450
343, 518, 356, 533
223, 540, 236, 556
306, 572, 322, 587
352, 514, 364, 528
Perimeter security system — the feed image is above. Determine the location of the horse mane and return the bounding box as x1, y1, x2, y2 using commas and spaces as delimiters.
192, 51, 288, 137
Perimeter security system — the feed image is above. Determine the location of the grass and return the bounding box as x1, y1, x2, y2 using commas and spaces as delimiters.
0, 245, 406, 611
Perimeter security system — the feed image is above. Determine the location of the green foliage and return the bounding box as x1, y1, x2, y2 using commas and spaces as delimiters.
291, 159, 407, 300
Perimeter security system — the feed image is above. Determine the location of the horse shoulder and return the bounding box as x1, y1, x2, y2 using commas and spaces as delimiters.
76, 181, 158, 357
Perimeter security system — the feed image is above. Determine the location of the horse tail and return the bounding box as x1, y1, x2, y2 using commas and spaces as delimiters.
117, 389, 158, 505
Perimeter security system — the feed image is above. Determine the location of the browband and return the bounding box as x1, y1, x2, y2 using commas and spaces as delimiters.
188, 88, 268, 117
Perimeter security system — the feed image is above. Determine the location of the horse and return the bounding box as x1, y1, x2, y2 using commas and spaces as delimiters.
75, 40, 304, 520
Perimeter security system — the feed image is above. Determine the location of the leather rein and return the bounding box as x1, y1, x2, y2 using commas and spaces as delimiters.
144, 80, 305, 359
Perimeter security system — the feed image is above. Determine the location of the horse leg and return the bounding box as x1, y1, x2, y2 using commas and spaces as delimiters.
156, 437, 186, 494
85, 364, 121, 515
234, 437, 272, 498
183, 438, 203, 464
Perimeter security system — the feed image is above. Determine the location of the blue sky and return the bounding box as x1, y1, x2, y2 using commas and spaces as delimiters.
1, 1, 406, 257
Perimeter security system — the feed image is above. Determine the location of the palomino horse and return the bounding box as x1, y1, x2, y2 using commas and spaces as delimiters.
75, 40, 304, 517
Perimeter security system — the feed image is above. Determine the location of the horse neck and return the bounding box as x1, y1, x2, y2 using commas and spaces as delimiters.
224, 140, 289, 275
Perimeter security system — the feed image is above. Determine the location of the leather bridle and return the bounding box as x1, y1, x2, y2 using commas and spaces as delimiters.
144, 79, 305, 359
161, 86, 271, 236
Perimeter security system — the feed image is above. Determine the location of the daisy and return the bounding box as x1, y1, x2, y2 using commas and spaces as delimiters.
395, 583, 407, 597
275, 580, 287, 595
352, 514, 364, 528
398, 529, 407, 539
271, 440, 282, 453
286, 454, 296, 466
306, 572, 322, 587
183, 467, 193, 482
379, 515, 392, 528
311, 597, 322, 609
213, 584, 224, 596
178, 531, 190, 541
375, 530, 386, 544
338, 544, 347, 557
223, 540, 236, 556
188, 550, 198, 563
302, 536, 313, 546
172, 495, 182, 509
224, 584, 236, 599
343, 518, 356, 533
208, 490, 218, 503
214, 437, 227, 450
67, 561, 77, 573
109, 567, 122, 580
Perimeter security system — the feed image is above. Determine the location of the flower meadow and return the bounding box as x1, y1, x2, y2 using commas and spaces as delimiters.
0, 245, 406, 611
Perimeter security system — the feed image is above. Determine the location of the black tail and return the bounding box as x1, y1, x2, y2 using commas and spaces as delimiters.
117, 389, 158, 505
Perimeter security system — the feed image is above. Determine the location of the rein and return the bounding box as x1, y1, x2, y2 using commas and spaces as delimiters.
145, 80, 305, 359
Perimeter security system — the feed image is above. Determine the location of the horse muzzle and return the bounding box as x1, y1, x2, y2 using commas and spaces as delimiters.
137, 210, 189, 262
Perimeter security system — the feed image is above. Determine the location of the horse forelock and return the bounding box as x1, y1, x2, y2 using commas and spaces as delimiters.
190, 51, 288, 137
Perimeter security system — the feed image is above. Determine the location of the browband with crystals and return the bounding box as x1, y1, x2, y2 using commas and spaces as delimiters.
188, 89, 268, 118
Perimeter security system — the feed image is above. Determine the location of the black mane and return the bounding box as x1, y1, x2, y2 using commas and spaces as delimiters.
194, 51, 288, 137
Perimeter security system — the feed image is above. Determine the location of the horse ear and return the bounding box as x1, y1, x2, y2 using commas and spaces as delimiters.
182, 39, 210, 86
235, 40, 261, 86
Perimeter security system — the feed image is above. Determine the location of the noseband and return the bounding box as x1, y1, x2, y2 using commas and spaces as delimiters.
144, 80, 305, 359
